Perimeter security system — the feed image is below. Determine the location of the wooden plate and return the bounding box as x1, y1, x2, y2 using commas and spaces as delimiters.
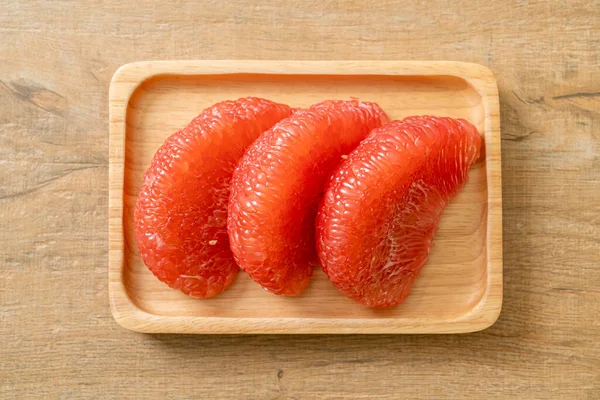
109, 60, 502, 334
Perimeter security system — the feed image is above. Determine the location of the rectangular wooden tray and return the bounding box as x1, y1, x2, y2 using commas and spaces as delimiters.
109, 60, 502, 334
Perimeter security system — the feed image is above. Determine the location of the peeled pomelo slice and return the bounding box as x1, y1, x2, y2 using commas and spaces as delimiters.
227, 100, 389, 296
316, 116, 482, 308
134, 97, 293, 298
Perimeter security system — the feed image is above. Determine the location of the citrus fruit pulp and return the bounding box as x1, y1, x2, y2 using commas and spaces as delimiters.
317, 116, 482, 308
134, 97, 293, 298
227, 100, 390, 296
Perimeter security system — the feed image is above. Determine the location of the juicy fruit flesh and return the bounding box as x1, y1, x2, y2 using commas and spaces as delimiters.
317, 116, 481, 308
228, 100, 390, 296
134, 98, 293, 298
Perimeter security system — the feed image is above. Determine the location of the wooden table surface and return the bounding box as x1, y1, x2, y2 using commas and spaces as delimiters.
1, 1, 599, 398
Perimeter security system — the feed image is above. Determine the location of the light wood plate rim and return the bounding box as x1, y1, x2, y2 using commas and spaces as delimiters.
108, 60, 502, 334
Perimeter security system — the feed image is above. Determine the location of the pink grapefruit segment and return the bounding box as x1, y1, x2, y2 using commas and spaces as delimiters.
227, 100, 390, 296
317, 116, 482, 308
134, 97, 293, 298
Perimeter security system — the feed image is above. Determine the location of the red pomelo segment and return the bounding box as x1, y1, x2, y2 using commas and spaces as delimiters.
227, 100, 389, 296
317, 116, 482, 308
134, 98, 293, 298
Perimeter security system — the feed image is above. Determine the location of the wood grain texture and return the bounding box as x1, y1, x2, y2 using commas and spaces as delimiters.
1, 0, 599, 397
109, 60, 502, 334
